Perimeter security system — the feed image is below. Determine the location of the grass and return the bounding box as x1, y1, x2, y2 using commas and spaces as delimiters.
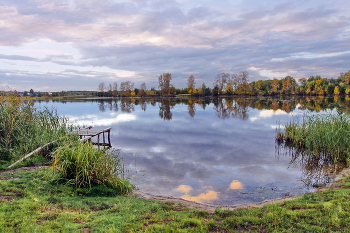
276, 112, 350, 164
0, 93, 70, 169
48, 141, 133, 193
1, 168, 350, 232
0, 93, 133, 196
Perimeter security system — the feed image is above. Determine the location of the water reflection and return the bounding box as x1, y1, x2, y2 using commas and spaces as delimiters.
276, 145, 346, 187
159, 99, 174, 120
34, 96, 350, 206
230, 180, 244, 190
39, 96, 350, 122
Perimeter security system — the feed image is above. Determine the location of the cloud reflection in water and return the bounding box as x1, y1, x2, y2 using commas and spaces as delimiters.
36, 97, 347, 206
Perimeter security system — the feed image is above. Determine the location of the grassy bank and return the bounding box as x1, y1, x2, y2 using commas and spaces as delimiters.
1, 168, 350, 232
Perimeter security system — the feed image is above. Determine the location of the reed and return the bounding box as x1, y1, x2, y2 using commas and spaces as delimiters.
277, 112, 350, 163
48, 141, 133, 194
0, 94, 69, 164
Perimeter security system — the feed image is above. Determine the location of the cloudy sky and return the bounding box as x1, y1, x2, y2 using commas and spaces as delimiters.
1, 0, 350, 92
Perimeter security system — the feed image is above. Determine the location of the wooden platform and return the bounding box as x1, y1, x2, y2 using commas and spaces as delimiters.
7, 127, 113, 168
73, 127, 112, 147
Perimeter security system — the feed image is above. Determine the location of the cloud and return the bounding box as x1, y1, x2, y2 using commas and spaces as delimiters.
1, 0, 350, 91
0, 54, 37, 61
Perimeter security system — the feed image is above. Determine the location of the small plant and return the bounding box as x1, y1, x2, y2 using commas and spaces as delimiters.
48, 141, 133, 194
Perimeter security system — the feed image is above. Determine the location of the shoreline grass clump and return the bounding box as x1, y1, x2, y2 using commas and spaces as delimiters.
276, 112, 350, 163
48, 141, 133, 195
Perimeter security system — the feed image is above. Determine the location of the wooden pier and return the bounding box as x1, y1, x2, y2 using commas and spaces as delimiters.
73, 127, 112, 148
7, 127, 112, 168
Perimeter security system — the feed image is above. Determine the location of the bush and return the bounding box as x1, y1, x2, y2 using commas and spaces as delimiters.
48, 141, 133, 194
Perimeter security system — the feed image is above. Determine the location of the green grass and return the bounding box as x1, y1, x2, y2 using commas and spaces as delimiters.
1, 169, 350, 232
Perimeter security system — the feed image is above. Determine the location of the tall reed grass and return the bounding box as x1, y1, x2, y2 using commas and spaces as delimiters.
0, 94, 69, 164
276, 112, 350, 163
1, 93, 132, 194
48, 141, 133, 194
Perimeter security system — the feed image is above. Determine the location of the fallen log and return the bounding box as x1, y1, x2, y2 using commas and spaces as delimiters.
7, 140, 58, 168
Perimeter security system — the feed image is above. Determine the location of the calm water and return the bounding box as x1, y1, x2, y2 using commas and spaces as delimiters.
35, 97, 347, 206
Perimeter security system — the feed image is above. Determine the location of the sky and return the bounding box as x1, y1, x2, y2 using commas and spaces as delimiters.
1, 0, 350, 92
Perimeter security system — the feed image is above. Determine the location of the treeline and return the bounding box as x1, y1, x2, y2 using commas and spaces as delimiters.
95, 71, 350, 97
9, 70, 350, 98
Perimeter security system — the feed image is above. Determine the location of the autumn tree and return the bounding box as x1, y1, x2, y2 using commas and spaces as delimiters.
187, 75, 196, 94
339, 71, 350, 94
113, 82, 118, 97
139, 82, 147, 96
233, 71, 249, 94
281, 76, 292, 94
158, 73, 172, 95
120, 81, 134, 96
270, 78, 280, 94
214, 73, 230, 95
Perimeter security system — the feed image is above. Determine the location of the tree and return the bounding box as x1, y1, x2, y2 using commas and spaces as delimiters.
187, 75, 196, 94
232, 71, 249, 94
120, 81, 134, 96
214, 73, 230, 95
334, 86, 340, 95
270, 78, 280, 94
340, 71, 350, 86
158, 73, 172, 95
98, 82, 105, 92
282, 76, 292, 94
139, 82, 147, 96
113, 82, 118, 97
107, 84, 113, 97
29, 89, 35, 96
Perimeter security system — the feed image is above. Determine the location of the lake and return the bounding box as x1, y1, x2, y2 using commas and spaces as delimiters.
35, 96, 348, 206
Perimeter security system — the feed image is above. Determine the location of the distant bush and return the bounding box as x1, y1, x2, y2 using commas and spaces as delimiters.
48, 141, 133, 194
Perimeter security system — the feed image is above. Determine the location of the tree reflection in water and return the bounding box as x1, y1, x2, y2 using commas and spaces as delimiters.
44, 96, 350, 122
276, 144, 346, 187
158, 99, 175, 121
35, 96, 350, 205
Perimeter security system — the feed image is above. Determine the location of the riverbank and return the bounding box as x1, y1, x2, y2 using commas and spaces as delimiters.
1, 167, 350, 232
